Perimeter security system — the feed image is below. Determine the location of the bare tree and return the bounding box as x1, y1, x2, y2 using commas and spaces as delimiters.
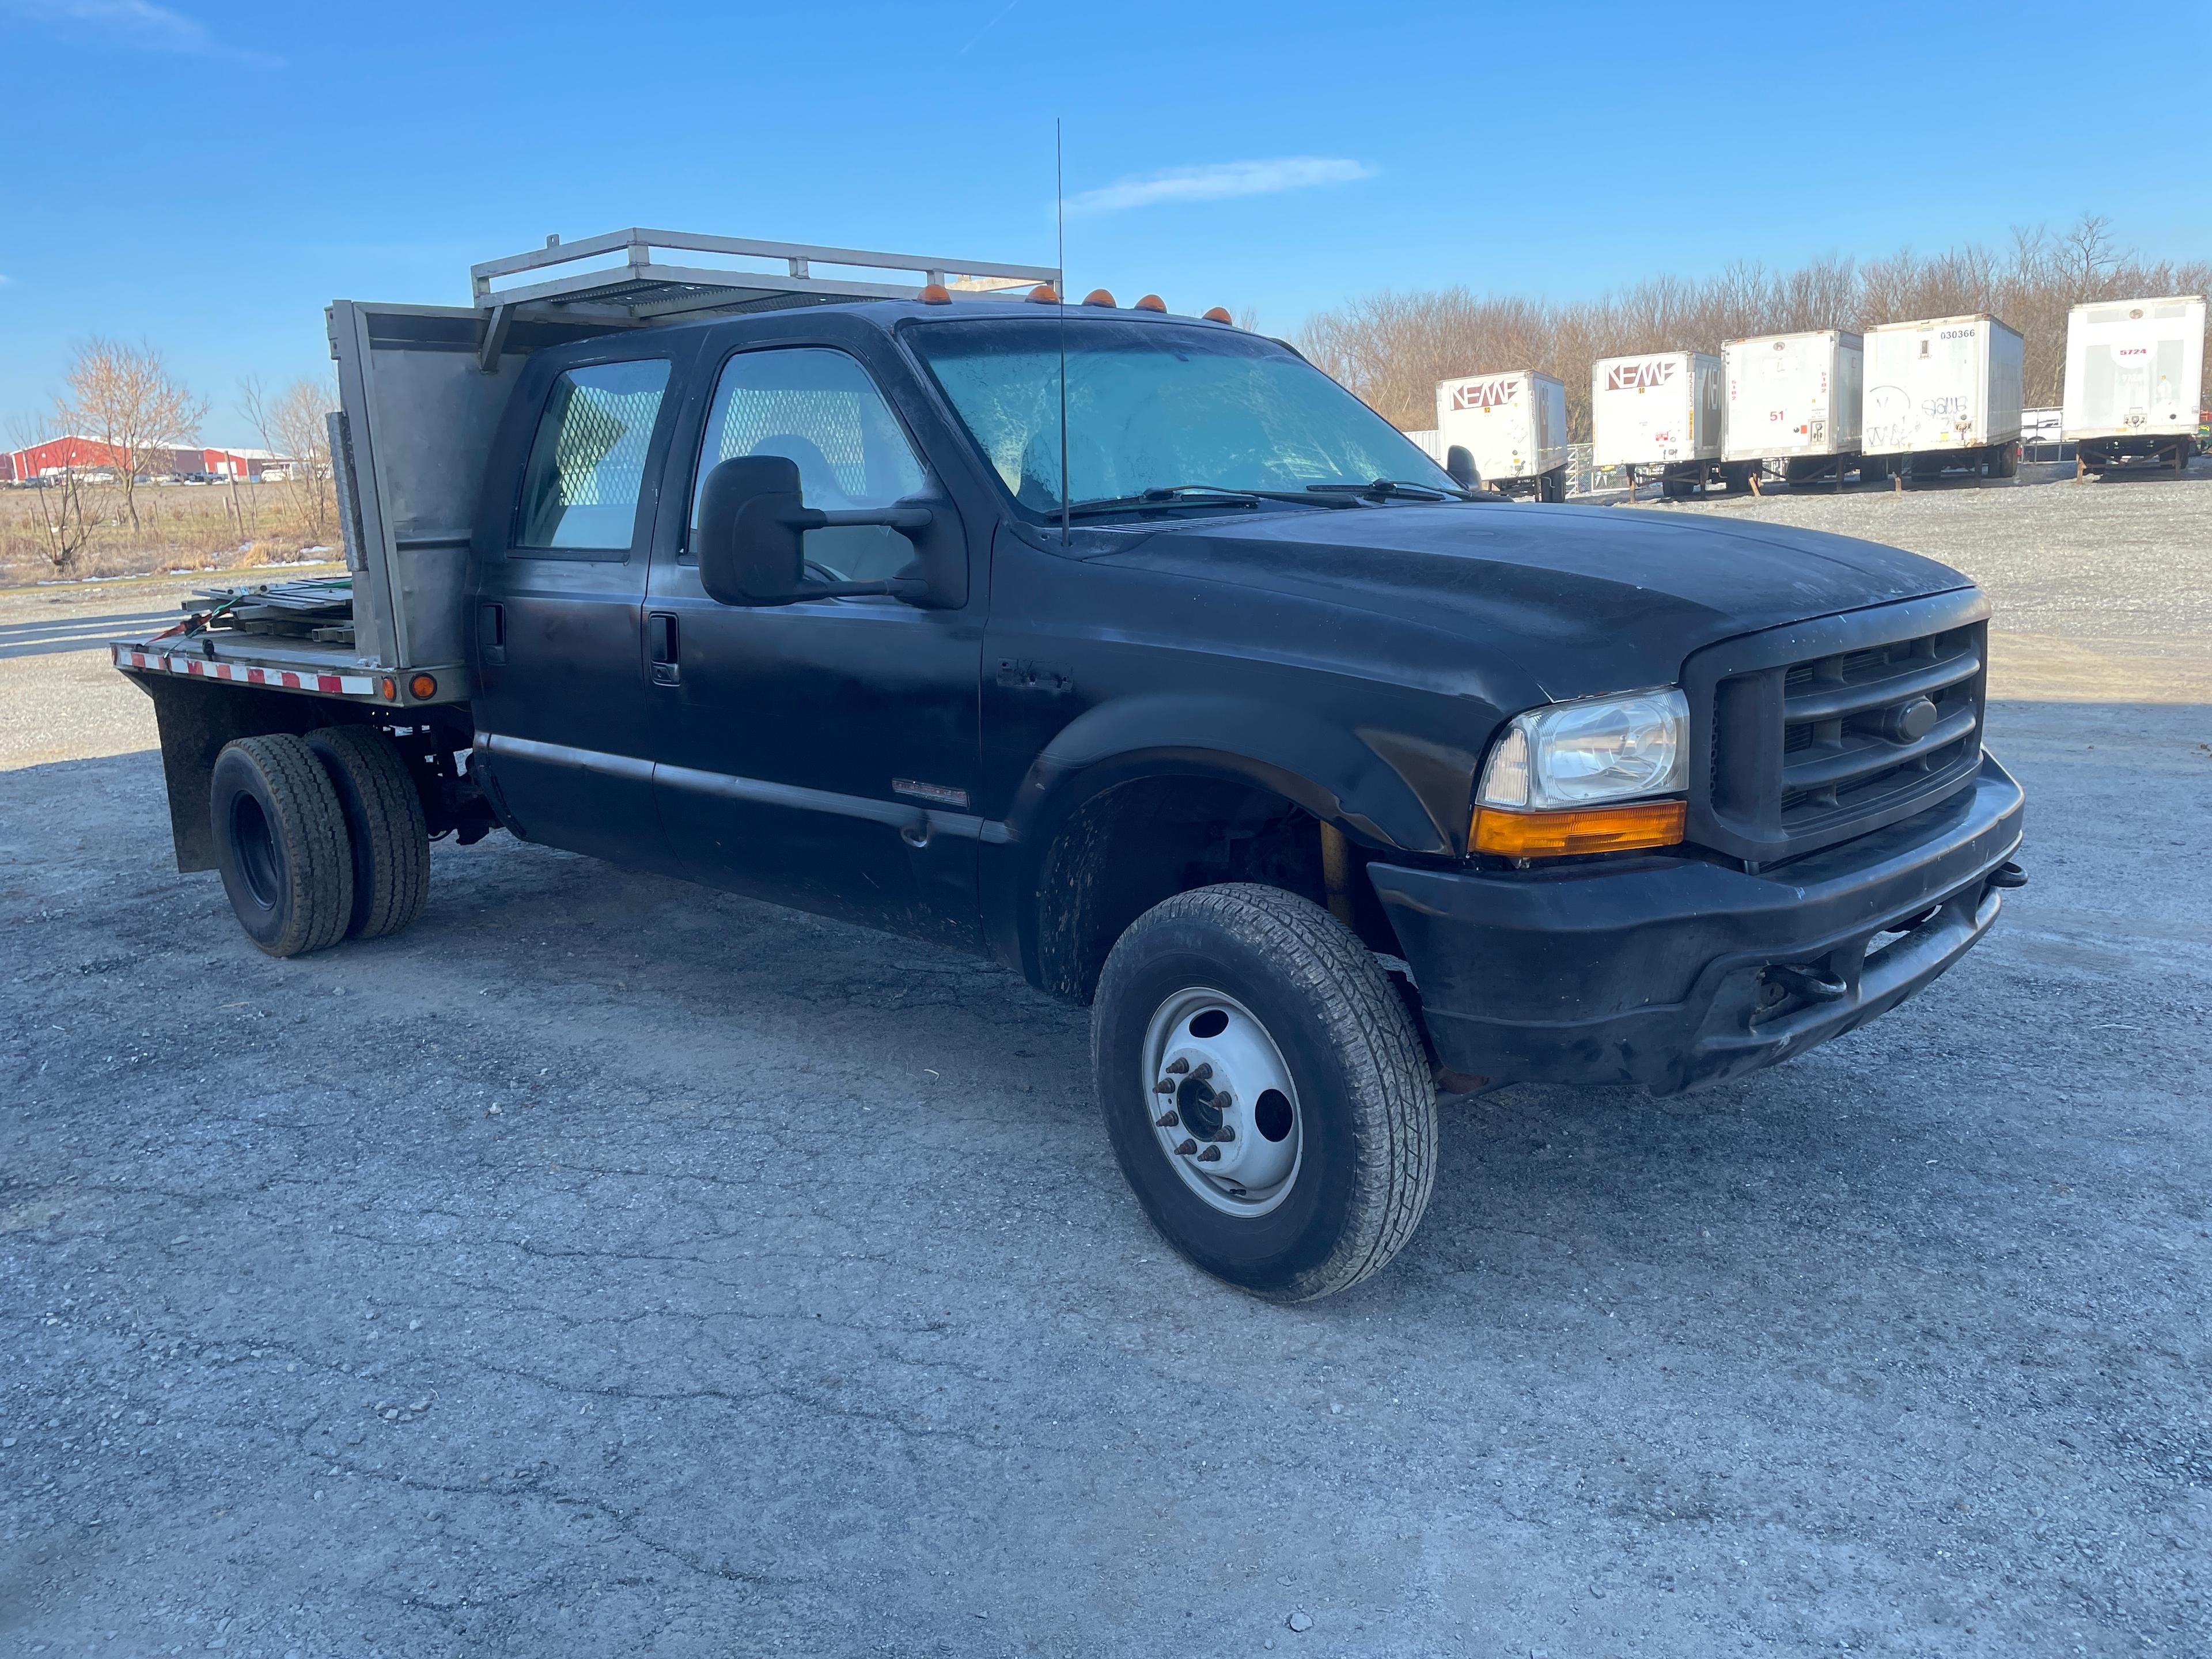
6, 411, 95, 574
61, 338, 208, 531
238, 374, 339, 541
1301, 214, 2212, 441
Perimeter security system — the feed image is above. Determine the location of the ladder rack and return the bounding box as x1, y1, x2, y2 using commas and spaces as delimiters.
468, 228, 1059, 321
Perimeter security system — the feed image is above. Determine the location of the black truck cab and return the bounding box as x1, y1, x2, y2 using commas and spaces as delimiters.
120, 249, 2025, 1303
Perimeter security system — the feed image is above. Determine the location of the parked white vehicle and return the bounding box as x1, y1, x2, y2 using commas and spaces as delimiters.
1590, 351, 1750, 497
1861, 315, 2024, 480
2061, 295, 2205, 474
1724, 330, 1871, 484
1435, 371, 1569, 500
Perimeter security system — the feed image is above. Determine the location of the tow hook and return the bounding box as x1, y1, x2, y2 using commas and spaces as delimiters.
1987, 861, 2028, 889
1768, 962, 1849, 1003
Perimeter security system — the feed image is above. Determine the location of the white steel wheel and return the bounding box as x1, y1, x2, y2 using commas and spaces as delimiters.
1091, 882, 1438, 1302
1140, 987, 1303, 1218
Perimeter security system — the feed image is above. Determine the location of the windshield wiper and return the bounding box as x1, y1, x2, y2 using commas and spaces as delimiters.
1065, 483, 1362, 517
1306, 478, 1491, 503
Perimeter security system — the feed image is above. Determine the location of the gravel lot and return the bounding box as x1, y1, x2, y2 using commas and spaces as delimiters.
2, 482, 2208, 1657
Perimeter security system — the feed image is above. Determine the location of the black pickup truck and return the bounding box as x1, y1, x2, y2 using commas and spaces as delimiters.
116, 232, 2025, 1302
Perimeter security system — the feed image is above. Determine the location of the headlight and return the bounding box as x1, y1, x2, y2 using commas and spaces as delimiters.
1477, 688, 1690, 810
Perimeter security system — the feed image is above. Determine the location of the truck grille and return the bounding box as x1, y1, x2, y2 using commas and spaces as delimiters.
1778, 627, 1982, 827
1684, 593, 1990, 867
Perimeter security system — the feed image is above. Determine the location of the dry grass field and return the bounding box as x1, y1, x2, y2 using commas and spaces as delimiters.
0, 478, 337, 584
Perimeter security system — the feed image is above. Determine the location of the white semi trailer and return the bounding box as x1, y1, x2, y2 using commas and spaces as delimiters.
2061, 295, 2206, 475
1861, 315, 2024, 481
1723, 329, 1872, 486
1589, 351, 1751, 497
1435, 371, 1569, 501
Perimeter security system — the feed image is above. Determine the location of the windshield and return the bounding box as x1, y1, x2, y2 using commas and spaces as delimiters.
905, 317, 1455, 514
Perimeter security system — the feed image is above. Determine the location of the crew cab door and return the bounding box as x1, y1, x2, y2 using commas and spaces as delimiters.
642, 330, 985, 945
470, 342, 692, 873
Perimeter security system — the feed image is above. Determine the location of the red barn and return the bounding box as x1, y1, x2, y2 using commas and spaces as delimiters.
4, 434, 139, 480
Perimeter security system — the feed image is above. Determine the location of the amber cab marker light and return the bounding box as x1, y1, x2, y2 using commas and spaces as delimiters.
1202, 306, 1233, 323
1471, 799, 1686, 858
408, 673, 438, 701
1134, 293, 1166, 312
918, 282, 952, 305
1082, 288, 1116, 308
1027, 283, 1060, 304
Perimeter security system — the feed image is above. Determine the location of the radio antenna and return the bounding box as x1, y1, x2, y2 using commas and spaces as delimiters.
1056, 117, 1070, 547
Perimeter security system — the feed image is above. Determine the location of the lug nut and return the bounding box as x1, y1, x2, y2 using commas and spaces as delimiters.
1175, 1138, 1198, 1156
1153, 1078, 1175, 1095
1211, 1090, 1232, 1109
1196, 1146, 1222, 1162
1190, 1062, 1214, 1082
1213, 1126, 1236, 1143
1155, 1111, 1180, 1128
1166, 1058, 1190, 1075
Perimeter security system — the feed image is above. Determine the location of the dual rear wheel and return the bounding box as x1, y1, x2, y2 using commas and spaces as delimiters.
210, 727, 429, 957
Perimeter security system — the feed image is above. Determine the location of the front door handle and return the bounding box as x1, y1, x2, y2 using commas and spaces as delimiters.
648, 612, 680, 685
479, 601, 506, 665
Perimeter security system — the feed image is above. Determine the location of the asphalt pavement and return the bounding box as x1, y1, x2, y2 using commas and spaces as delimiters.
2, 517, 2208, 1657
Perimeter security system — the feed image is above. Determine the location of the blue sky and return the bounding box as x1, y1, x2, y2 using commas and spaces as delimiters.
1, 0, 2205, 443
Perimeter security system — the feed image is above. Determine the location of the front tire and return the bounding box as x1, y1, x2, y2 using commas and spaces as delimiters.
210, 734, 355, 957
1091, 884, 1438, 1302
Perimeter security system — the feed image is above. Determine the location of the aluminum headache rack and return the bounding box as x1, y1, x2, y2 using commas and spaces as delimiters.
469, 229, 1060, 321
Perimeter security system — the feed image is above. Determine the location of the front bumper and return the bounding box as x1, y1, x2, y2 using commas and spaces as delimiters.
1368, 754, 2025, 1095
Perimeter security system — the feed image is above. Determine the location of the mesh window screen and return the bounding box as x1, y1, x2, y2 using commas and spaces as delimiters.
516, 359, 671, 550
692, 349, 926, 524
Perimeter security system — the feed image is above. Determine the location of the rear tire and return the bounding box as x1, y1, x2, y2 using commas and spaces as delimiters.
210, 734, 354, 958
1091, 883, 1438, 1302
308, 725, 430, 939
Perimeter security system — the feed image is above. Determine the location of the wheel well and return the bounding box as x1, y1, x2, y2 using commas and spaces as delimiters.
1031, 774, 1406, 1003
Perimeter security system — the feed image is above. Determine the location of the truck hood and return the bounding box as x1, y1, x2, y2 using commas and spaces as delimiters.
1089, 502, 1974, 700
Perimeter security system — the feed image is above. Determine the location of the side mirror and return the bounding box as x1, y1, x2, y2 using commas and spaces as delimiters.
695, 454, 938, 608
1445, 445, 1481, 490
697, 455, 807, 606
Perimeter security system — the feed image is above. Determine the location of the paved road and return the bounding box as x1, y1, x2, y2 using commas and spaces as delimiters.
2, 593, 2208, 1656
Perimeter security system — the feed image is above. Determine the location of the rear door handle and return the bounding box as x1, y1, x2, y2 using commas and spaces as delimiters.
648, 612, 680, 685
479, 601, 506, 665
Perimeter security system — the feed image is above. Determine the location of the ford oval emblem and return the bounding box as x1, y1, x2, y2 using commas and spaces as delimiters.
1889, 696, 1940, 743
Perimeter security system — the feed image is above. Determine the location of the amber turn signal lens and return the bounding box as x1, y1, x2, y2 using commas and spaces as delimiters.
1134, 294, 1166, 312
1027, 283, 1060, 304
1471, 800, 1685, 858
918, 283, 952, 305
380, 676, 398, 701
1202, 306, 1233, 323
408, 673, 438, 700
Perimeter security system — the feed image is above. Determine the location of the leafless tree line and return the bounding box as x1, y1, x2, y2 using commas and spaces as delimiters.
1298, 215, 2212, 443
8, 338, 336, 574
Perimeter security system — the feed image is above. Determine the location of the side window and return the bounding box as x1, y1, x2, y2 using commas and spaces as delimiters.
514, 358, 672, 553
691, 347, 928, 584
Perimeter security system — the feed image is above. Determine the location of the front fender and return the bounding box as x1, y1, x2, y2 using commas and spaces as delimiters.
1005, 692, 1464, 858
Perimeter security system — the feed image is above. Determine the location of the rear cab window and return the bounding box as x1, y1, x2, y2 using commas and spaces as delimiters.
514, 358, 672, 554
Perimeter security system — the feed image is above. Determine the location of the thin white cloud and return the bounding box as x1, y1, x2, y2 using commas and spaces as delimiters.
1065, 157, 1376, 218
2, 0, 282, 66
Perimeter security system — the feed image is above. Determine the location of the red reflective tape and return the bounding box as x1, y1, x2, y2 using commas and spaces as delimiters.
280, 672, 301, 688
187, 660, 204, 676
247, 668, 266, 685
316, 674, 342, 694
